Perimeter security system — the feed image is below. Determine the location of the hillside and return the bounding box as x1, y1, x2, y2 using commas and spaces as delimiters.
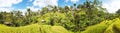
0, 0, 120, 33
82, 18, 120, 33
0, 24, 69, 33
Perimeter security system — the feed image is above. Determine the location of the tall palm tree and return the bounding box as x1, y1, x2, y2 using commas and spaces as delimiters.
65, 6, 70, 13
73, 3, 77, 11
26, 8, 31, 16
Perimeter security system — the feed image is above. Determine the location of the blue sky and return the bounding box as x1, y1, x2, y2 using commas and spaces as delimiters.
12, 0, 86, 9
0, 0, 120, 13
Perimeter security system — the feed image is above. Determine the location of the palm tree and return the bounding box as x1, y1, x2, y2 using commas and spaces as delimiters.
116, 9, 120, 15
73, 3, 77, 11
26, 8, 31, 17
52, 6, 58, 12
65, 6, 70, 13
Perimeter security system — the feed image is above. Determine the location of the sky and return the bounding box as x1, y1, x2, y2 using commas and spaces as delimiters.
0, 0, 120, 13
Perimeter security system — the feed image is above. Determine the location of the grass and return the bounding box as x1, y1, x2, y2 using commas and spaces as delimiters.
0, 24, 69, 33
82, 18, 120, 33
51, 26, 69, 33
0, 24, 40, 33
81, 24, 107, 33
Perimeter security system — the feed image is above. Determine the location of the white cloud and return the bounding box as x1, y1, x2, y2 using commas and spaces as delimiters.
33, 0, 58, 8
71, 0, 79, 3
27, 6, 41, 12
65, 0, 69, 2
0, 7, 14, 12
0, 0, 22, 7
65, 0, 79, 3
102, 0, 120, 13
0, 0, 22, 12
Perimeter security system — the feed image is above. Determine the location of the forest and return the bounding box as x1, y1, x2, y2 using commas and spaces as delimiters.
0, 0, 120, 33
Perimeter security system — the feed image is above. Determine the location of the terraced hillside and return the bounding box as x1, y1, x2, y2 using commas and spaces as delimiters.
82, 18, 120, 33
0, 24, 69, 33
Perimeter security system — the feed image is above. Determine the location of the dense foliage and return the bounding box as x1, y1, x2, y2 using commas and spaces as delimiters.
0, 0, 120, 33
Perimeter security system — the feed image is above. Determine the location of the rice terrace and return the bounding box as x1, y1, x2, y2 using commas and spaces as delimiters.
0, 0, 120, 33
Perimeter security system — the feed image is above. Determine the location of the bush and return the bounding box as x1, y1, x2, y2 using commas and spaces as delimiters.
37, 12, 66, 25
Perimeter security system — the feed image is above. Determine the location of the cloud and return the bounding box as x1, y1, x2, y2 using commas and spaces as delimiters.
0, 0, 22, 12
71, 0, 79, 3
27, 0, 33, 2
27, 6, 41, 12
29, 0, 33, 2
65, 0, 79, 3
33, 0, 58, 8
102, 0, 120, 13
0, 7, 14, 12
65, 0, 69, 2
0, 0, 22, 7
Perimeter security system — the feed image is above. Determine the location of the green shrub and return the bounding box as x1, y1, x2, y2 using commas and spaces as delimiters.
37, 12, 66, 25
